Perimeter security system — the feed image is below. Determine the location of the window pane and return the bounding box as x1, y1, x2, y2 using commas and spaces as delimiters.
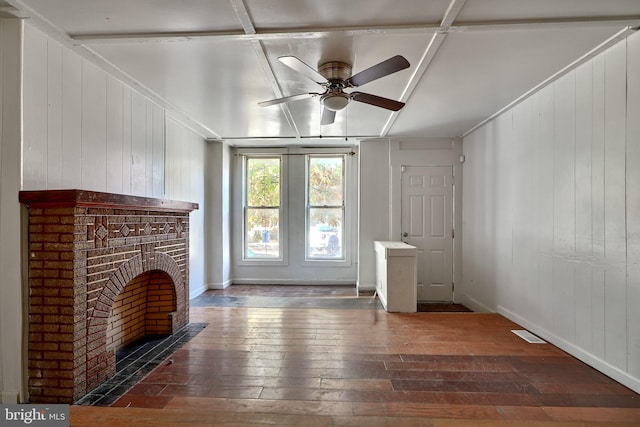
309, 157, 343, 206
247, 158, 280, 206
245, 208, 280, 258
308, 207, 342, 258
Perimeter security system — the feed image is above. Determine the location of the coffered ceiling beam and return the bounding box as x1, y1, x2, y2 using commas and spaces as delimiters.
70, 16, 640, 45
380, 0, 467, 137
228, 0, 301, 139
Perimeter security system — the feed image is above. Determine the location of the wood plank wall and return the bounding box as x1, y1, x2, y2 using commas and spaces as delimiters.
20, 21, 207, 301
21, 24, 205, 203
461, 31, 640, 392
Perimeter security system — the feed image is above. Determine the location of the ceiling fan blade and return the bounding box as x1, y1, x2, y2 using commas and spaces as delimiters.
258, 93, 315, 107
278, 56, 326, 84
346, 55, 410, 87
351, 92, 405, 111
321, 108, 336, 125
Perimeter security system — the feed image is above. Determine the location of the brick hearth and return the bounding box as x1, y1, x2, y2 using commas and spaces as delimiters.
19, 190, 198, 403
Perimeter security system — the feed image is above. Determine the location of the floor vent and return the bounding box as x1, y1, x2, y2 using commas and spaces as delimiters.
511, 329, 546, 344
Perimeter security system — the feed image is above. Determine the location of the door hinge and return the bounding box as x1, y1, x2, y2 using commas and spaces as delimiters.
452, 282, 455, 292
401, 165, 406, 173
451, 229, 455, 239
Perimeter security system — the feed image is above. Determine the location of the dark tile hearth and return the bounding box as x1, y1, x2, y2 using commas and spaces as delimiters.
75, 323, 207, 406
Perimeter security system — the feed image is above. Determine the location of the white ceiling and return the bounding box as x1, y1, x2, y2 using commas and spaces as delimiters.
4, 0, 640, 145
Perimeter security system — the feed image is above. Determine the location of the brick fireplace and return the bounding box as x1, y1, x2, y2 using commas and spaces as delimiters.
19, 190, 198, 403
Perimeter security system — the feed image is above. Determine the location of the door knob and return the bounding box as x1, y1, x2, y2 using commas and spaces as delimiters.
402, 232, 408, 237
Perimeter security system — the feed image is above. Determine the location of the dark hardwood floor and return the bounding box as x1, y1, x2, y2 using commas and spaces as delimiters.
71, 285, 640, 426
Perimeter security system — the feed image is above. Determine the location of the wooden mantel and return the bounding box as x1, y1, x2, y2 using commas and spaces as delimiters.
19, 189, 198, 212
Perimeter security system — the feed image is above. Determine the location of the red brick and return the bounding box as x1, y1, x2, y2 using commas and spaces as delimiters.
30, 215, 61, 224
43, 242, 73, 251
44, 352, 74, 362
59, 343, 74, 352
31, 360, 60, 370
44, 333, 73, 343
31, 323, 59, 333
31, 306, 59, 315
30, 261, 44, 270
43, 314, 73, 323
30, 378, 60, 388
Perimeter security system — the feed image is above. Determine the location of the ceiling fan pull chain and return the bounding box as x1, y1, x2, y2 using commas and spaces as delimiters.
345, 108, 348, 141
320, 101, 323, 133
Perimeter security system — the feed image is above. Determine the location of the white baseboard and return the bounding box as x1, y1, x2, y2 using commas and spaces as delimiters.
189, 283, 208, 299
230, 278, 356, 286
1, 390, 19, 404
458, 293, 493, 313
498, 305, 640, 394
356, 282, 376, 294
376, 285, 388, 310
207, 280, 232, 290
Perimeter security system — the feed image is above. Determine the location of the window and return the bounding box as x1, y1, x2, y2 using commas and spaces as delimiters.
306, 155, 345, 260
235, 148, 353, 272
244, 156, 282, 259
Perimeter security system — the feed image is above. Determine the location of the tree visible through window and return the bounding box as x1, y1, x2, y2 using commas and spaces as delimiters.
244, 157, 281, 259
307, 156, 344, 259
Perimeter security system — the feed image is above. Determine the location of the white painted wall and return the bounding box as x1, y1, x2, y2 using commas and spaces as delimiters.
205, 140, 231, 290
357, 139, 392, 292
0, 22, 207, 403
165, 116, 207, 298
22, 25, 167, 195
462, 30, 640, 393
357, 138, 463, 294
0, 17, 25, 404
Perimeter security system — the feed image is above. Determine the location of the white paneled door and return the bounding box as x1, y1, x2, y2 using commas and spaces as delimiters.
401, 166, 454, 301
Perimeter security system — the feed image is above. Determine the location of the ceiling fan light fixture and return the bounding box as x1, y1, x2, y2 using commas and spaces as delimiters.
321, 92, 350, 111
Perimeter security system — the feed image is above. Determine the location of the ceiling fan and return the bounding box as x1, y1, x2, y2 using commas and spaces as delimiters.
258, 55, 410, 125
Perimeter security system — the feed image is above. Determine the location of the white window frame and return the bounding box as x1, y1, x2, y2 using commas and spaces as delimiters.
238, 150, 288, 265
233, 146, 354, 273
305, 154, 346, 261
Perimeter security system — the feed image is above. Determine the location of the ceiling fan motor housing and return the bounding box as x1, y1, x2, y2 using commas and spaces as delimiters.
318, 61, 352, 82
318, 61, 353, 111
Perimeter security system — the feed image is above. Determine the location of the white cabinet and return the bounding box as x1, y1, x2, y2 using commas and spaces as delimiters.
374, 241, 417, 312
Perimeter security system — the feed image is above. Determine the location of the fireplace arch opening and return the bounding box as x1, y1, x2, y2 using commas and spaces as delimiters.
106, 270, 177, 353
84, 251, 188, 394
